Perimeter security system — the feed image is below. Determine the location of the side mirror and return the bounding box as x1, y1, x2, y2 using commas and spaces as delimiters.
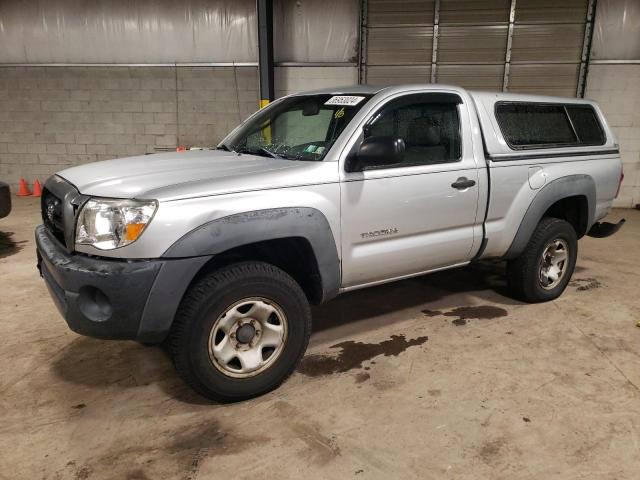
346, 135, 405, 172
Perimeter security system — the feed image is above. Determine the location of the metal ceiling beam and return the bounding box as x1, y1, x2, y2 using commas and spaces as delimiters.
358, 0, 369, 84
577, 0, 597, 98
430, 0, 441, 83
257, 0, 274, 107
502, 0, 517, 92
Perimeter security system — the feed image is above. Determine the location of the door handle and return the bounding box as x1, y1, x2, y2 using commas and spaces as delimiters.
451, 177, 476, 190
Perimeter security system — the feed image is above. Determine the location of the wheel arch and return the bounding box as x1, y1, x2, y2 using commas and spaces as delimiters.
163, 207, 341, 304
504, 174, 596, 259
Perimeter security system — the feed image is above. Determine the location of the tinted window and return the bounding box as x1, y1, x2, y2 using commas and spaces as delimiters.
362, 96, 461, 168
566, 105, 605, 145
495, 102, 606, 149
496, 103, 577, 148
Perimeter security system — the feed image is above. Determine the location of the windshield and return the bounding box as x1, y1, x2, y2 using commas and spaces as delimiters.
221, 94, 373, 161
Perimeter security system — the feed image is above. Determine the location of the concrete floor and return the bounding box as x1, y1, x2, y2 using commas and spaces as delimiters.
1, 197, 639, 480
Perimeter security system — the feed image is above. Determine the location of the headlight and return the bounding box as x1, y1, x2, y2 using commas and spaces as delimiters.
76, 198, 157, 250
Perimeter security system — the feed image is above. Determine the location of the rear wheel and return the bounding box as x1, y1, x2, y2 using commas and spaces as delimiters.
507, 217, 578, 303
168, 261, 311, 402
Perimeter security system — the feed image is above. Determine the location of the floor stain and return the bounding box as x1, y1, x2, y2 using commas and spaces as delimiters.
570, 277, 603, 291
478, 438, 506, 465
297, 334, 429, 378
354, 372, 370, 383
65, 419, 264, 480
0, 231, 26, 259
185, 448, 209, 480
126, 469, 152, 480
165, 422, 226, 454
165, 420, 267, 458
423, 305, 508, 326
291, 423, 341, 465
274, 401, 341, 465
75, 465, 92, 480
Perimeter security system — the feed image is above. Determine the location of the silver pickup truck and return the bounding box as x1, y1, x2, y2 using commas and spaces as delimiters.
36, 85, 624, 402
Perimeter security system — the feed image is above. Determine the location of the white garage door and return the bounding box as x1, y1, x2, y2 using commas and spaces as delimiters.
361, 0, 594, 97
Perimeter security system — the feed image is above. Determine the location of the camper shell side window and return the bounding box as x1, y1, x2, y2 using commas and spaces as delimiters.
495, 101, 606, 150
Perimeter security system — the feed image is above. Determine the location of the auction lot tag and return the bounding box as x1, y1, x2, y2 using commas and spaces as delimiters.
325, 96, 365, 106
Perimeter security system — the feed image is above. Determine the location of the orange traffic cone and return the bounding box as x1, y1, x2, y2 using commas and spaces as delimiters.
33, 178, 43, 197
16, 178, 31, 196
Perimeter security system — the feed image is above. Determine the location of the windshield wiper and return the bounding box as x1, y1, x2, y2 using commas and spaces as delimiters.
236, 147, 280, 159
216, 143, 234, 152
233, 146, 316, 161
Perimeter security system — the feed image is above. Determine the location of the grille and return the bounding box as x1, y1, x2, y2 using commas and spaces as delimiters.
41, 187, 66, 246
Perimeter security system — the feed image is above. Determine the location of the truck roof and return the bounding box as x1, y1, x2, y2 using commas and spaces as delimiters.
296, 84, 598, 106
290, 84, 386, 95
469, 90, 598, 106
295, 84, 467, 96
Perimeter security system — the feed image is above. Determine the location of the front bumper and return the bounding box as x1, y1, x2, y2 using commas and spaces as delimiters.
36, 225, 210, 342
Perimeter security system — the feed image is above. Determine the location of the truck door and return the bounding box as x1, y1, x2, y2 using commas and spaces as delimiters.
340, 92, 481, 288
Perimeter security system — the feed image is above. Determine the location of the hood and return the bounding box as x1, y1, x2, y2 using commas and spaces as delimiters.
57, 150, 336, 201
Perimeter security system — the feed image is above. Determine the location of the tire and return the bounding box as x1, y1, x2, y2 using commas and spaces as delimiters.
507, 217, 578, 303
168, 261, 311, 402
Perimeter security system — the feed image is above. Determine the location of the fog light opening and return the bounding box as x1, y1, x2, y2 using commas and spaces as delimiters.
77, 286, 113, 323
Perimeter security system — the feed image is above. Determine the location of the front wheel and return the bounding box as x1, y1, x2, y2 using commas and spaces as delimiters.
168, 261, 311, 402
507, 217, 578, 303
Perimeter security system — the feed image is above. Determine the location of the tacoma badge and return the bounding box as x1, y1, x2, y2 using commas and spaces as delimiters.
360, 228, 399, 239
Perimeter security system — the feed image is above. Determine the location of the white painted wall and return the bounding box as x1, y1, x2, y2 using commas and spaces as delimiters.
585, 64, 640, 208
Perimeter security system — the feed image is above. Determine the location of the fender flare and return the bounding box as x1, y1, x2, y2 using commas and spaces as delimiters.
504, 174, 596, 259
162, 207, 341, 302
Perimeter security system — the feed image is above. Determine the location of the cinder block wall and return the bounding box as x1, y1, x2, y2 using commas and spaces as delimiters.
585, 64, 640, 208
0, 66, 259, 189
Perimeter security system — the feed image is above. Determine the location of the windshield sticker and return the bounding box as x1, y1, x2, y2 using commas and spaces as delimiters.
304, 145, 318, 153
325, 96, 365, 106
334, 107, 345, 119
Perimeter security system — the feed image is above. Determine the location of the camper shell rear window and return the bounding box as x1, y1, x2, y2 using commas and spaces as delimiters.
495, 102, 606, 150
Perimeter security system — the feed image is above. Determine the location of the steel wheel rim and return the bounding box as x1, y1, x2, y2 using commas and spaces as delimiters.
208, 297, 288, 379
538, 238, 569, 290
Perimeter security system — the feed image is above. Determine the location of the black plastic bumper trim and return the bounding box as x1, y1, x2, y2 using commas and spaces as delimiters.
587, 219, 625, 238
36, 225, 210, 342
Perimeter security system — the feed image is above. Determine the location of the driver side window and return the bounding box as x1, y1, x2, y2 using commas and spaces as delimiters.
363, 95, 462, 169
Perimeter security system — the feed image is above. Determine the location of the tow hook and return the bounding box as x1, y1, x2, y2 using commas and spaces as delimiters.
587, 219, 625, 238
